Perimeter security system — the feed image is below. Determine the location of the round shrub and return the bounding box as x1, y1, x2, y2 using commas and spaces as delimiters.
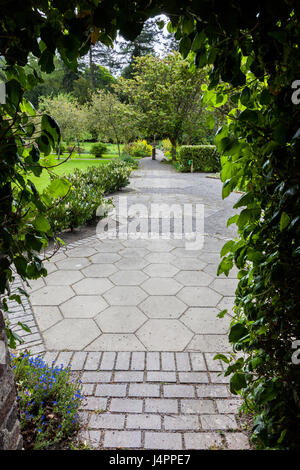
91, 142, 107, 158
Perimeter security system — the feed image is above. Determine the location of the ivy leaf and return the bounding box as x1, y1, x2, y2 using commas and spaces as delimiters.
179, 37, 192, 58
191, 31, 205, 51
17, 322, 31, 333
230, 372, 247, 394
220, 240, 235, 257
214, 353, 230, 363
45, 178, 71, 198
41, 114, 60, 144
33, 215, 51, 233
217, 257, 233, 276
217, 309, 228, 318
6, 79, 22, 109
279, 212, 290, 231
227, 214, 239, 227
182, 16, 194, 35
229, 323, 248, 343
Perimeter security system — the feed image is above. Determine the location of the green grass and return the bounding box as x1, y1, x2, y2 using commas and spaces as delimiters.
29, 142, 141, 192
30, 158, 117, 192
61, 142, 124, 158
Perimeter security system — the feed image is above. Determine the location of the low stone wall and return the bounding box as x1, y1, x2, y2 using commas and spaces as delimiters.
0, 311, 23, 450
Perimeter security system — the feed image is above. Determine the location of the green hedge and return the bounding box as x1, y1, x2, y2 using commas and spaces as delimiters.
177, 145, 221, 172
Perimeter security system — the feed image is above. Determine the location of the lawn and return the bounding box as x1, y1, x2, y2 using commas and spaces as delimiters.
61, 142, 124, 158
30, 157, 118, 192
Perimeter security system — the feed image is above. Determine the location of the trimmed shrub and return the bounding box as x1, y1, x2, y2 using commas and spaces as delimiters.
177, 145, 221, 172
123, 140, 152, 158
91, 142, 107, 158
47, 161, 132, 232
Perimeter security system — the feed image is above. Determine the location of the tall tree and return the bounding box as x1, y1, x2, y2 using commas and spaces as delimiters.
118, 52, 207, 159
88, 91, 139, 155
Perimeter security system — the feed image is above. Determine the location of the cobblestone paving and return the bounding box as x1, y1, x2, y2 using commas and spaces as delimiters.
43, 350, 250, 450
7, 154, 250, 449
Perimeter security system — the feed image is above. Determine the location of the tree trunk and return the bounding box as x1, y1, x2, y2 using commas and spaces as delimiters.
171, 140, 177, 162
57, 141, 61, 160
152, 134, 156, 160
117, 140, 121, 157
89, 47, 95, 89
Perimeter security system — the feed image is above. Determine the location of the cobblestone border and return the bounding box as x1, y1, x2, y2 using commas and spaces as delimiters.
41, 351, 250, 450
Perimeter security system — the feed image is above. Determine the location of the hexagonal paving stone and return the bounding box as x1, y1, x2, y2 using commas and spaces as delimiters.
137, 319, 193, 351
115, 258, 149, 271
93, 241, 124, 252
56, 257, 90, 270
26, 277, 46, 292
72, 278, 113, 295
145, 252, 176, 264
177, 287, 221, 307
198, 252, 222, 264
172, 258, 207, 271
109, 270, 148, 286
186, 334, 231, 352
210, 278, 238, 296
172, 247, 202, 258
95, 306, 147, 333
43, 319, 100, 350
203, 237, 227, 253
50, 251, 67, 262
143, 264, 179, 278
43, 262, 57, 274
180, 308, 230, 334
86, 334, 146, 351
46, 270, 83, 286
122, 239, 150, 248
145, 240, 173, 252
32, 306, 62, 332
139, 296, 187, 319
30, 286, 74, 306
60, 295, 108, 318
103, 286, 147, 305
141, 278, 182, 295
118, 247, 149, 258
203, 264, 218, 277
66, 247, 97, 258
90, 252, 121, 264
82, 264, 117, 278
174, 270, 213, 286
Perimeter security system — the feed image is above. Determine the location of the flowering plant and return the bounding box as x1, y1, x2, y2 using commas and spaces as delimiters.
11, 352, 84, 450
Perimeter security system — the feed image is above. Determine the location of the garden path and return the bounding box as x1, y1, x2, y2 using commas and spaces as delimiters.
8, 153, 250, 450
